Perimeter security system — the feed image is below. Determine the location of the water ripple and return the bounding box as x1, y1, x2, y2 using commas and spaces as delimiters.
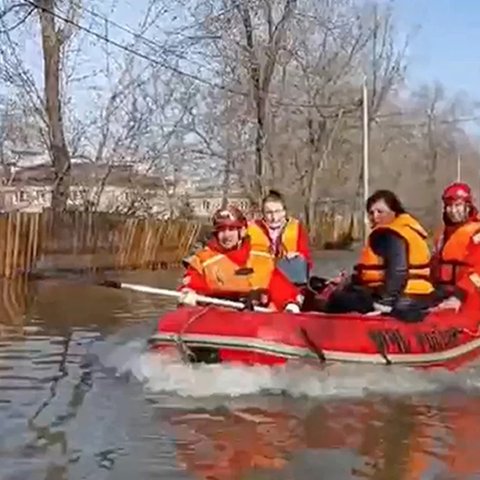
1, 261, 480, 479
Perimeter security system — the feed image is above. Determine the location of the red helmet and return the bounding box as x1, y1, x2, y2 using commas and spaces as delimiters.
442, 182, 473, 204
211, 206, 247, 230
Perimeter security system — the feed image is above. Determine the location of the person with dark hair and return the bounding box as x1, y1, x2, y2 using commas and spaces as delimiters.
430, 182, 480, 312
323, 189, 435, 322
247, 189, 312, 286
178, 205, 303, 312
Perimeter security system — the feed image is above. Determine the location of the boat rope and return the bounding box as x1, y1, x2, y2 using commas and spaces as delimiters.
460, 322, 480, 338
377, 346, 392, 366
368, 331, 392, 365
299, 327, 326, 363
299, 327, 327, 363
174, 306, 212, 363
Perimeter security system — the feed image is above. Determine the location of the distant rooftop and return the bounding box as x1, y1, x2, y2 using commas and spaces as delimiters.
5, 162, 174, 189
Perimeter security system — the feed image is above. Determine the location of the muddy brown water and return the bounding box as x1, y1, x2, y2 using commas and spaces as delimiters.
1, 250, 480, 479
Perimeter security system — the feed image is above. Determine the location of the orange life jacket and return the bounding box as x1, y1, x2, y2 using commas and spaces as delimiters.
433, 221, 480, 286
185, 245, 275, 293
355, 213, 433, 295
247, 218, 300, 258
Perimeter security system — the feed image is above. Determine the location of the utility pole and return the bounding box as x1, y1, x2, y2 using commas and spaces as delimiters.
456, 153, 461, 181
362, 76, 370, 242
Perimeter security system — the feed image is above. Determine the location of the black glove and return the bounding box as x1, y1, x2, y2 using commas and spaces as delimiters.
307, 276, 328, 293
240, 289, 270, 311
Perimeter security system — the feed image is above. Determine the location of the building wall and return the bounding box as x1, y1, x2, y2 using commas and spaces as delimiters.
189, 196, 251, 217
0, 185, 252, 218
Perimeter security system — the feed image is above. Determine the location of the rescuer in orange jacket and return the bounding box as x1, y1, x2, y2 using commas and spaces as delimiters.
324, 190, 435, 321
247, 190, 312, 286
430, 184, 480, 313
178, 205, 303, 312
431, 182, 480, 293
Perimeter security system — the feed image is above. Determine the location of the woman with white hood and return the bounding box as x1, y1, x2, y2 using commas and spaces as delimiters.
247, 190, 312, 286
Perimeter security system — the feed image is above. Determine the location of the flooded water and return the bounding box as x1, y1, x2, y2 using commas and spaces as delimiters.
2, 250, 480, 479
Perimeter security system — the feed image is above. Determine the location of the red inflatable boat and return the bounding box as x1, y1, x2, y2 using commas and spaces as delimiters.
150, 302, 480, 370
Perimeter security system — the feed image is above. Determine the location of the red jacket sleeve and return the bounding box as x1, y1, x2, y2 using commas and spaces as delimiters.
465, 238, 480, 270
178, 266, 210, 294
448, 238, 480, 301
296, 222, 313, 270
454, 239, 480, 284
268, 268, 302, 310
454, 267, 480, 309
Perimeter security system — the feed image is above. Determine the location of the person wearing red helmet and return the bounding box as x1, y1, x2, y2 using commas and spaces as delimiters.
431, 182, 480, 311
178, 205, 303, 312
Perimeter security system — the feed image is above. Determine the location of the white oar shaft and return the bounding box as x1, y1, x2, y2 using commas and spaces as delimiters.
112, 282, 273, 313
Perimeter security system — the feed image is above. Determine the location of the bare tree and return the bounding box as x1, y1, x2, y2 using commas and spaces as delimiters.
36, 0, 80, 211
2, 0, 480, 232
172, 0, 409, 229
271, 1, 407, 236
234, 0, 298, 197
0, 98, 12, 181
0, 0, 79, 210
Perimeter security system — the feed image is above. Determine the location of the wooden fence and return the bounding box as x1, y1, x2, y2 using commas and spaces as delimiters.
0, 210, 202, 278
0, 212, 41, 279
0, 205, 362, 278
115, 217, 200, 269
311, 210, 363, 249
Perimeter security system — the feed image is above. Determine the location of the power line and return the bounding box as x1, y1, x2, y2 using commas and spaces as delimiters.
19, 1, 480, 125
71, 8, 480, 120
0, 1, 34, 32
24, 0, 362, 112
378, 115, 480, 129
0, 2, 24, 20
78, 4, 204, 68
0, 8, 33, 32
72, 3, 360, 111
25, 0, 250, 98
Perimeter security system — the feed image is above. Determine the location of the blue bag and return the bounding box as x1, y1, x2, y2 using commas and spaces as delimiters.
277, 256, 309, 286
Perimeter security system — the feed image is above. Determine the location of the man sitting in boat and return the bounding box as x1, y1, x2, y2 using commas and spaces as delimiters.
247, 189, 312, 287
178, 205, 303, 312
323, 189, 436, 321
430, 182, 480, 311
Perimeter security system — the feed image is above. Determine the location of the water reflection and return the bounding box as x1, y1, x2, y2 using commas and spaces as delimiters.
424, 394, 480, 480
168, 404, 302, 479
1, 260, 480, 479
0, 277, 36, 337
160, 395, 480, 480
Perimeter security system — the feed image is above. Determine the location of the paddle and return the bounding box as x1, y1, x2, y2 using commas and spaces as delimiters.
23, 267, 275, 312
97, 279, 274, 313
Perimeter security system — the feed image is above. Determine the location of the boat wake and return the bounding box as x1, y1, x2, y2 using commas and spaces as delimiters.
101, 340, 480, 400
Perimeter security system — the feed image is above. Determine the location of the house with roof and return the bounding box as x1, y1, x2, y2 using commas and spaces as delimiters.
0, 161, 252, 218
0, 162, 173, 215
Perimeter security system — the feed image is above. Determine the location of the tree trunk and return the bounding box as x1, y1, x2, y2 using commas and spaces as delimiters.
38, 0, 71, 212
221, 150, 232, 209
236, 0, 297, 199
